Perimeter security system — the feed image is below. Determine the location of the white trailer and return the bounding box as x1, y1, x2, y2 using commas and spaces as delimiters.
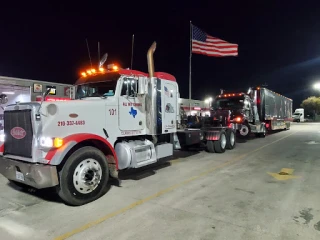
293, 108, 304, 122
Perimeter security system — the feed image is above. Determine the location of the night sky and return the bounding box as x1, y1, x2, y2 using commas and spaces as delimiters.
1, 1, 320, 109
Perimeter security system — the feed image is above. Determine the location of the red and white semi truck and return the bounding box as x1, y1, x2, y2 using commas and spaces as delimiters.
0, 42, 233, 205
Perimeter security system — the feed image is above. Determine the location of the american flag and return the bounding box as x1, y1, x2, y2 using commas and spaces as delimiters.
192, 24, 238, 57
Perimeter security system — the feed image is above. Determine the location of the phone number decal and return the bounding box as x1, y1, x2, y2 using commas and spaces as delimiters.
58, 120, 85, 126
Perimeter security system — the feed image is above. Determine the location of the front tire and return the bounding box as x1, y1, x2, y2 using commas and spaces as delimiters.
57, 146, 109, 206
238, 122, 251, 138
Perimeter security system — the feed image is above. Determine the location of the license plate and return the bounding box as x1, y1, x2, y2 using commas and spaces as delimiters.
16, 171, 25, 181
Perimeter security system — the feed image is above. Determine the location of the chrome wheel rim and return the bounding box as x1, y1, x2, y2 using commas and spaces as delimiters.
229, 131, 235, 146
240, 125, 249, 136
220, 133, 227, 149
73, 158, 102, 194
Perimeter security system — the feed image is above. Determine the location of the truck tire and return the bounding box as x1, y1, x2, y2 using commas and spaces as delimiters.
226, 129, 236, 150
238, 122, 251, 138
57, 146, 109, 206
206, 141, 215, 153
259, 125, 266, 138
214, 131, 227, 153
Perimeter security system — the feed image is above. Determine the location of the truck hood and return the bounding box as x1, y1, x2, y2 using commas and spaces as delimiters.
39, 98, 112, 139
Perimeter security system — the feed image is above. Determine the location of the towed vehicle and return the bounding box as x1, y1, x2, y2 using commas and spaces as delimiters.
214, 87, 292, 138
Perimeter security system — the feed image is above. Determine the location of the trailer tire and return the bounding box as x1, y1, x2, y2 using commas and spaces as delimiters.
214, 131, 227, 153
57, 146, 109, 206
206, 141, 215, 153
226, 129, 236, 150
259, 125, 266, 138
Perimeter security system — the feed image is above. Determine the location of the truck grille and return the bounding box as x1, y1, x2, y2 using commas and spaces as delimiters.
4, 109, 33, 158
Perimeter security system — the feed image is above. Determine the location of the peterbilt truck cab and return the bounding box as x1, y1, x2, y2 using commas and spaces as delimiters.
213, 90, 266, 138
0, 42, 184, 206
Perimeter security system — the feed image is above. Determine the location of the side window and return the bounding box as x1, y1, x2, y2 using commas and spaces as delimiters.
121, 80, 128, 96
121, 78, 139, 97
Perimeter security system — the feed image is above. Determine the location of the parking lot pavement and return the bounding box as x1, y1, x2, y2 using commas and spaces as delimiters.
0, 123, 320, 240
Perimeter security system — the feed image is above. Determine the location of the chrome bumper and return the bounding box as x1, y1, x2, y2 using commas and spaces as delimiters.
0, 157, 59, 189
230, 123, 241, 131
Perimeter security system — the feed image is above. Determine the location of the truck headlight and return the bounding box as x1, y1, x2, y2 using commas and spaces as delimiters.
40, 137, 63, 148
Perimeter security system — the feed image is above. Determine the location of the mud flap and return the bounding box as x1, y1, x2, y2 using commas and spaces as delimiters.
107, 155, 121, 187
173, 133, 182, 150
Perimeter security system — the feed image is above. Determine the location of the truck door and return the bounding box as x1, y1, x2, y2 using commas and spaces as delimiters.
118, 77, 144, 131
162, 81, 177, 133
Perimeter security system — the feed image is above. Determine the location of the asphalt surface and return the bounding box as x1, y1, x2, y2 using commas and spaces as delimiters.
0, 123, 320, 240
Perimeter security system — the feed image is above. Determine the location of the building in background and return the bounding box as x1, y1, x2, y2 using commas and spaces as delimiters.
179, 98, 211, 116
0, 76, 73, 130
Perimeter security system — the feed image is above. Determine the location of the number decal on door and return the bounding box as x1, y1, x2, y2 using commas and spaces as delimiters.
109, 109, 117, 115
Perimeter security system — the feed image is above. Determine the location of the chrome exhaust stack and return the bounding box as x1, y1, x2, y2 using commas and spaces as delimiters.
147, 42, 157, 77
145, 42, 158, 135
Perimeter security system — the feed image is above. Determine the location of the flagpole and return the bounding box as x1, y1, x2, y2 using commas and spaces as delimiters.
189, 21, 192, 115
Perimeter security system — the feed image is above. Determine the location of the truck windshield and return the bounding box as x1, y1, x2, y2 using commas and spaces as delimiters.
214, 97, 244, 109
75, 80, 117, 99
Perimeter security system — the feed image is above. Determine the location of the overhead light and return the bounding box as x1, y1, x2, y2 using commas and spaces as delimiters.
2, 92, 14, 95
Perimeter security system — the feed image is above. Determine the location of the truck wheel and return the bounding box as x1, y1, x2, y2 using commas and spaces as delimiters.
258, 125, 266, 138
57, 146, 109, 206
214, 131, 227, 153
206, 141, 215, 153
226, 129, 236, 150
238, 122, 251, 138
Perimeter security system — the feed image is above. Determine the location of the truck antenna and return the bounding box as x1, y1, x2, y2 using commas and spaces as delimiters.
131, 34, 134, 69
98, 41, 100, 66
85, 38, 93, 68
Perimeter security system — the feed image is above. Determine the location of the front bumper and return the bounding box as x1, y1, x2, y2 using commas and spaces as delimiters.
0, 157, 59, 189
229, 123, 242, 130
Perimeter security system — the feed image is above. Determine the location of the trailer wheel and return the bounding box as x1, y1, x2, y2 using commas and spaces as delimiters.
214, 131, 227, 153
258, 125, 266, 138
206, 141, 215, 153
57, 146, 109, 206
226, 129, 236, 149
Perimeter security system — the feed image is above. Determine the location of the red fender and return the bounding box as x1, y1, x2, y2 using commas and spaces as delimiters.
45, 133, 118, 169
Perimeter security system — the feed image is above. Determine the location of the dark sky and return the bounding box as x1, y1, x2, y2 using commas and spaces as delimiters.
1, 1, 320, 109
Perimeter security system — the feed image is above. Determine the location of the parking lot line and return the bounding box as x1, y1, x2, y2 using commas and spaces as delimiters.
54, 131, 298, 240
